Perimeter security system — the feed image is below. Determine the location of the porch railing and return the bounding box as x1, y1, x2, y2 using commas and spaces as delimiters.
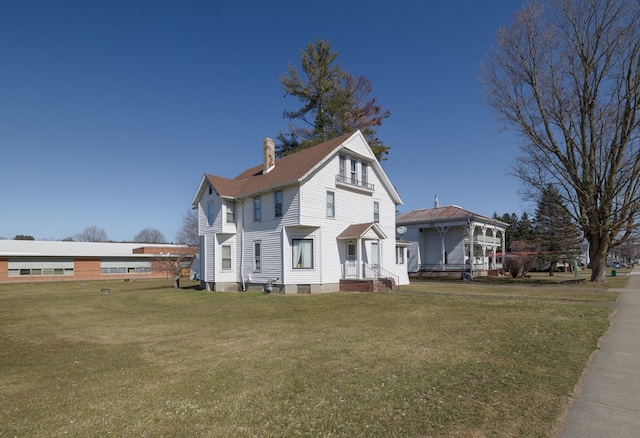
342, 262, 399, 289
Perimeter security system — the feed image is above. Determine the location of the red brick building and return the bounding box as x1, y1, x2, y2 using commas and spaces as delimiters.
0, 240, 195, 283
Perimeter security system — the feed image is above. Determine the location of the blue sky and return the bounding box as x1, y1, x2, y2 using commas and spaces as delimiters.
0, 0, 528, 242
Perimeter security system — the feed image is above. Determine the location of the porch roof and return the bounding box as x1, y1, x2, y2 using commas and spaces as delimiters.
337, 222, 387, 240
396, 205, 508, 228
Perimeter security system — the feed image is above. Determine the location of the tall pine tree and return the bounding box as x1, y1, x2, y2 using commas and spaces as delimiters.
278, 38, 390, 160
533, 184, 582, 275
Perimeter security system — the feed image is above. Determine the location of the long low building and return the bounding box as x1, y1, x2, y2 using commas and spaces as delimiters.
0, 240, 195, 283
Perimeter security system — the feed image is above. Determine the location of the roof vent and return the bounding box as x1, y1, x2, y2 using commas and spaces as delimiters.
263, 138, 275, 174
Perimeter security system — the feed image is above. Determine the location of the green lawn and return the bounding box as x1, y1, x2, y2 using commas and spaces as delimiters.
0, 276, 620, 437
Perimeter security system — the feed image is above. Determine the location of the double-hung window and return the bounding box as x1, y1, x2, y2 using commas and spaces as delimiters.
221, 245, 232, 270
326, 191, 335, 218
275, 190, 282, 218
292, 239, 313, 269
396, 246, 405, 264
361, 163, 368, 187
226, 201, 235, 223
339, 154, 346, 181
350, 158, 357, 184
254, 241, 261, 272
254, 196, 261, 221
373, 201, 380, 223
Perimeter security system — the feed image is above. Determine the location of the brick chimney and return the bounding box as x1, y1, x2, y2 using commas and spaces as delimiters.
263, 137, 275, 174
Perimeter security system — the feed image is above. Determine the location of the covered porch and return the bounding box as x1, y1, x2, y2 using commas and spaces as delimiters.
397, 204, 509, 278
337, 222, 398, 290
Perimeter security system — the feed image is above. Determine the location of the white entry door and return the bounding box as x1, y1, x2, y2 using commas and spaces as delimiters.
346, 243, 356, 277
371, 242, 379, 268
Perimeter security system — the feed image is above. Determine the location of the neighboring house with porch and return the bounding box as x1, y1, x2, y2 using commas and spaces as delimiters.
396, 200, 508, 278
191, 130, 409, 293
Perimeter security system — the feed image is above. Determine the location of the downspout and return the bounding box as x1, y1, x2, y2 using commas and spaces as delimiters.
239, 199, 246, 291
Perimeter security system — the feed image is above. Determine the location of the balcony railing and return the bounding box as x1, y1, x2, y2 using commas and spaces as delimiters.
336, 174, 374, 191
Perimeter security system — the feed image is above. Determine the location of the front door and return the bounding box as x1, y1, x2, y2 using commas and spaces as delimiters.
346, 243, 356, 277
371, 242, 379, 268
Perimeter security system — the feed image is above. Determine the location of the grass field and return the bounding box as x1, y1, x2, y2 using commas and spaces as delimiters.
0, 273, 622, 437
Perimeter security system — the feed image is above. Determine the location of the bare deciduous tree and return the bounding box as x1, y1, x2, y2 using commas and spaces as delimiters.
175, 209, 199, 247
151, 248, 196, 288
133, 228, 166, 244
74, 225, 109, 242
481, 0, 640, 282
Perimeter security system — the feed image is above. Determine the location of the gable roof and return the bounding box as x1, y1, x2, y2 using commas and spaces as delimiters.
337, 222, 387, 240
396, 205, 508, 227
192, 131, 402, 205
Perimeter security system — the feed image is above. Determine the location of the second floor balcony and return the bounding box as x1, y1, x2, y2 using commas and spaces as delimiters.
336, 174, 374, 191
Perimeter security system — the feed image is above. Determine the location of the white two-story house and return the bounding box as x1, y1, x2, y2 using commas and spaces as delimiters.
191, 130, 409, 294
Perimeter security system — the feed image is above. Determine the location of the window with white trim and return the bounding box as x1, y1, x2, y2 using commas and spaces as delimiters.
373, 201, 380, 223
350, 158, 357, 184
339, 154, 346, 179
221, 245, 232, 270
292, 239, 313, 269
361, 162, 368, 186
326, 191, 335, 218
254, 241, 261, 272
254, 196, 261, 222
275, 190, 282, 218
226, 201, 235, 223
396, 246, 405, 264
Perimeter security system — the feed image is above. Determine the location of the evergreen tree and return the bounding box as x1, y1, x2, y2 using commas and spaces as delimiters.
278, 38, 390, 160
533, 184, 582, 275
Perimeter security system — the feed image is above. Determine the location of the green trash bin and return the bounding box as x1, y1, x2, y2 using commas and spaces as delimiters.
611, 269, 617, 277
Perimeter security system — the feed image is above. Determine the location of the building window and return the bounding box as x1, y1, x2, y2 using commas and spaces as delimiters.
292, 239, 313, 269
339, 154, 346, 179
326, 191, 335, 218
100, 259, 152, 274
221, 245, 232, 270
207, 202, 214, 226
361, 162, 368, 187
396, 246, 405, 264
8, 259, 74, 277
254, 196, 261, 221
254, 241, 261, 272
350, 158, 357, 184
275, 190, 282, 218
373, 201, 380, 223
226, 201, 235, 223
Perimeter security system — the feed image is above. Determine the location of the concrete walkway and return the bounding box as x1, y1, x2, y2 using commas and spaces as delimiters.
558, 268, 640, 437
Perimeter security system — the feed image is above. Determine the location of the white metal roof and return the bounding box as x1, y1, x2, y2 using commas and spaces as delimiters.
0, 240, 188, 258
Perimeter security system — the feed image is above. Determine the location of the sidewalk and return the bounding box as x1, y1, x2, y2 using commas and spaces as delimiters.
558, 268, 640, 437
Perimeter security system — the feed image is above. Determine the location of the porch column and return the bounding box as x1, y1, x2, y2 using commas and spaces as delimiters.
501, 230, 506, 263
356, 236, 362, 279
481, 227, 488, 269
437, 226, 448, 271
468, 223, 474, 273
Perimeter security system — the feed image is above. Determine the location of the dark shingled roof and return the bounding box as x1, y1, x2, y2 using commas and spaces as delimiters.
337, 222, 377, 239
205, 133, 353, 198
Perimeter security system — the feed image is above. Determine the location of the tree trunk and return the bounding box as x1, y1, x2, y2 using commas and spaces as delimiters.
174, 272, 180, 288
589, 236, 609, 282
